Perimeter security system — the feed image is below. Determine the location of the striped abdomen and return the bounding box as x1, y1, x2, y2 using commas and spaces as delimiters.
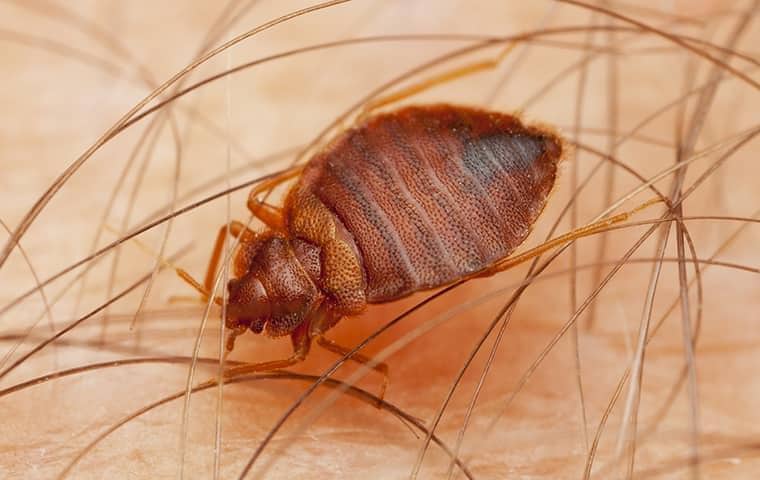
287, 104, 562, 304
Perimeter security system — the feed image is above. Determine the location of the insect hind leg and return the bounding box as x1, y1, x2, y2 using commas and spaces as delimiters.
478, 198, 663, 278
359, 41, 517, 118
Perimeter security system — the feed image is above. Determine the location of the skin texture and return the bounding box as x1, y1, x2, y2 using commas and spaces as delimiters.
1, 1, 758, 479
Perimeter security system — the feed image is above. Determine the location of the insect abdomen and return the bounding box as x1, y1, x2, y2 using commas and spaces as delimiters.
294, 104, 562, 303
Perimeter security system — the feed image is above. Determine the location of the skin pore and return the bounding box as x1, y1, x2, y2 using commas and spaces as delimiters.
1, 1, 758, 478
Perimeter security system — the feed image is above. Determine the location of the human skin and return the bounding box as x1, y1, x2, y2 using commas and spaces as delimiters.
1, 1, 758, 479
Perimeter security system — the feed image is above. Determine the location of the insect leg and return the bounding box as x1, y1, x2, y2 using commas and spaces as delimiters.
173, 221, 256, 304
316, 335, 390, 405
201, 221, 257, 293
359, 42, 516, 117
479, 198, 662, 277
223, 322, 311, 378
246, 165, 304, 202
244, 166, 304, 229
246, 199, 285, 230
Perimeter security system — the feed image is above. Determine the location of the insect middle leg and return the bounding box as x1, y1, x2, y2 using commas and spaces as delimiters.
245, 166, 305, 230
247, 199, 284, 231
306, 309, 390, 404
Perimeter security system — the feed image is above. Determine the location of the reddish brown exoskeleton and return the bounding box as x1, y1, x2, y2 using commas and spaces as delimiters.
179, 103, 640, 397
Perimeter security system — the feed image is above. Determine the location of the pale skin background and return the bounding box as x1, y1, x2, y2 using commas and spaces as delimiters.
1, 1, 759, 479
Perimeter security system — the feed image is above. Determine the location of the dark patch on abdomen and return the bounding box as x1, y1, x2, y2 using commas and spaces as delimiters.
461, 133, 543, 193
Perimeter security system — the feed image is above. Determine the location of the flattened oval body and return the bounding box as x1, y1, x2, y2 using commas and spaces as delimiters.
287, 104, 562, 303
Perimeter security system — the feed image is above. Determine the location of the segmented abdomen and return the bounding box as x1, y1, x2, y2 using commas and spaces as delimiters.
301, 104, 561, 302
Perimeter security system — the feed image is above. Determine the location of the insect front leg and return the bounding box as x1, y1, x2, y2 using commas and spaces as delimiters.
173, 220, 256, 304
222, 321, 312, 379
202, 221, 257, 292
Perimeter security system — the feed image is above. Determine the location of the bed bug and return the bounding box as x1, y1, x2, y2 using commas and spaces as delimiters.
178, 102, 636, 398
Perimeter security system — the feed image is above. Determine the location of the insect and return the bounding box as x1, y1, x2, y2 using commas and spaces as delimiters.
178, 102, 639, 398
